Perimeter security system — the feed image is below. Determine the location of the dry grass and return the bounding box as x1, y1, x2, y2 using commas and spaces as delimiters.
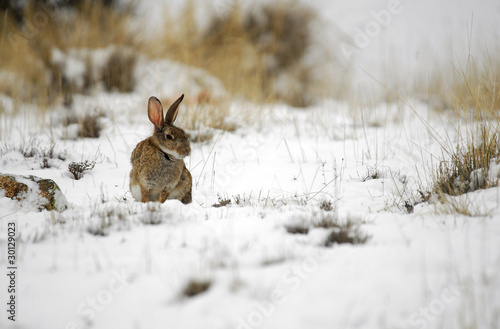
324, 224, 369, 246
78, 112, 103, 138
160, 94, 237, 136
0, 0, 325, 110
432, 194, 486, 217
0, 0, 323, 138
0, 0, 337, 120
0, 137, 67, 169
453, 57, 500, 117
412, 52, 500, 117
283, 212, 369, 245
433, 125, 500, 196
404, 47, 500, 216
102, 48, 137, 92
212, 193, 232, 208
410, 119, 500, 215
154, 0, 319, 107
414, 65, 500, 215
317, 214, 369, 246
0, 1, 135, 105
285, 224, 309, 235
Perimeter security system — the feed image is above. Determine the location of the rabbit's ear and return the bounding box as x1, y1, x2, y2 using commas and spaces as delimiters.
165, 94, 184, 124
148, 96, 164, 128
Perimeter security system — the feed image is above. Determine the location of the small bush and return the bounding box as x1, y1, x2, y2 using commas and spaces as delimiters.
68, 160, 96, 180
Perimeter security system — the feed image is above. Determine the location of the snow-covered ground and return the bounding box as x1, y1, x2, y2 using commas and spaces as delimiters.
1, 1, 500, 329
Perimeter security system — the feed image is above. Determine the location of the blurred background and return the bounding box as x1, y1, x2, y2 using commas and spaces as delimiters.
0, 0, 499, 114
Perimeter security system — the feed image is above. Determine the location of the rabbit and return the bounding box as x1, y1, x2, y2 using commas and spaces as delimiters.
130, 94, 192, 204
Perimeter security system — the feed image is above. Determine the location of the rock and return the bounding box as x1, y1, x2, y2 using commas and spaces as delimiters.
0, 173, 69, 211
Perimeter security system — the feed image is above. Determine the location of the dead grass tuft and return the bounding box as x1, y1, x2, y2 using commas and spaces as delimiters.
182, 279, 212, 298
212, 194, 231, 208
432, 194, 487, 217
78, 113, 103, 138
285, 224, 309, 235
323, 222, 369, 246
361, 167, 383, 182
102, 48, 137, 92
311, 213, 369, 246
433, 125, 500, 196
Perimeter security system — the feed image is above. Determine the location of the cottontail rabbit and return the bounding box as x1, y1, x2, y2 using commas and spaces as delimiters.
130, 95, 192, 204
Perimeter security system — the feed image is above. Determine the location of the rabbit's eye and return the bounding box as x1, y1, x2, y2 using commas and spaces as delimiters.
166, 134, 174, 140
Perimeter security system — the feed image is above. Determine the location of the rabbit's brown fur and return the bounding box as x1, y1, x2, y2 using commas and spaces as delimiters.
129, 95, 192, 204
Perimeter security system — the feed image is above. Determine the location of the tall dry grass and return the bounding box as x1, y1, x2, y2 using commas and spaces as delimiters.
412, 52, 500, 117
397, 49, 500, 215
0, 1, 135, 107
453, 56, 500, 117
0, 0, 330, 116
152, 0, 320, 107
421, 55, 500, 200
433, 125, 500, 196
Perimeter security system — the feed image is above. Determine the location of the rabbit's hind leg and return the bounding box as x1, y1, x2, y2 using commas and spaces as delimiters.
163, 167, 192, 204
172, 167, 192, 204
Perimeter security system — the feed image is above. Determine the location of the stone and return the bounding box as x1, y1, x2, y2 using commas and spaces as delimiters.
0, 173, 68, 211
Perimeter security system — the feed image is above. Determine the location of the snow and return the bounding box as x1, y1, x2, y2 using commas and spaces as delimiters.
1, 1, 500, 329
